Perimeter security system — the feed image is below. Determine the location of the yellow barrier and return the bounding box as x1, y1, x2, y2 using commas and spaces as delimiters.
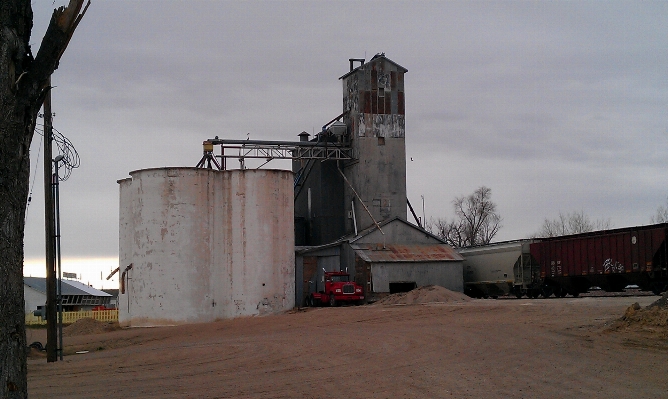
25, 310, 118, 326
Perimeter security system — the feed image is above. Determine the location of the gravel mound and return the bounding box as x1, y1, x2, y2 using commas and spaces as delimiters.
63, 318, 121, 336
373, 285, 471, 305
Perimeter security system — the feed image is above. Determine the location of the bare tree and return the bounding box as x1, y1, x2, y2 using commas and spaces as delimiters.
651, 198, 668, 223
429, 186, 502, 247
428, 218, 465, 247
536, 211, 612, 237
0, 1, 88, 396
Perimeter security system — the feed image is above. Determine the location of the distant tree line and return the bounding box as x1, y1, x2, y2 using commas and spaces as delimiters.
426, 190, 668, 248
535, 211, 612, 237
651, 197, 668, 223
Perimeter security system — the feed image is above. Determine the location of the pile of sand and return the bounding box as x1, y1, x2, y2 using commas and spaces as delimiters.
63, 318, 121, 337
373, 285, 471, 306
607, 295, 668, 341
620, 303, 668, 327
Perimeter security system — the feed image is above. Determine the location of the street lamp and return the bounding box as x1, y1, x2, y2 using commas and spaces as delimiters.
421, 195, 425, 227
53, 154, 64, 361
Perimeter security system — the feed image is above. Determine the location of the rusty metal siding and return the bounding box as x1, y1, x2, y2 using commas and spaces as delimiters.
342, 55, 407, 139
363, 91, 371, 114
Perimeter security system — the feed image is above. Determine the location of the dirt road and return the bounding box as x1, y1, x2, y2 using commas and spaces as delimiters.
27, 296, 667, 398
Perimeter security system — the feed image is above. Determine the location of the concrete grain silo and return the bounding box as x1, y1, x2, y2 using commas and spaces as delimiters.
118, 167, 294, 327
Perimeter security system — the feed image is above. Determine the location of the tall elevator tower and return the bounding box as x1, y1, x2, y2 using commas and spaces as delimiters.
293, 54, 408, 246
341, 54, 408, 234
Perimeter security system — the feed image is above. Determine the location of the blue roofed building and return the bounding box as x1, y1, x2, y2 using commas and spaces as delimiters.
23, 277, 113, 314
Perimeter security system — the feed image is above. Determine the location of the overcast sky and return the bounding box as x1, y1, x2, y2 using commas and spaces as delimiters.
22, 1, 668, 287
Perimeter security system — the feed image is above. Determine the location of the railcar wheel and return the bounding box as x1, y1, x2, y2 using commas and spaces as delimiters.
515, 292, 523, 299
651, 283, 666, 296
571, 292, 579, 298
541, 286, 553, 298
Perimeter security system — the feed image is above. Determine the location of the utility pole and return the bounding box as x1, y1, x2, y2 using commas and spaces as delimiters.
43, 77, 57, 362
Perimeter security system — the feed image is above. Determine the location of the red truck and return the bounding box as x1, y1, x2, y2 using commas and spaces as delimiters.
306, 271, 365, 307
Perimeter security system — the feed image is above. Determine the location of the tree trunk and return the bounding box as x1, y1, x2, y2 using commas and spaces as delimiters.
0, 1, 88, 397
0, 107, 31, 399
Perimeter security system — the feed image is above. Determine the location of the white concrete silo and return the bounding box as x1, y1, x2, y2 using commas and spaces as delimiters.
118, 167, 294, 327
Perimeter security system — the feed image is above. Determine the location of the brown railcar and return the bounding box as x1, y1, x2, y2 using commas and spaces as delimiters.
530, 223, 668, 296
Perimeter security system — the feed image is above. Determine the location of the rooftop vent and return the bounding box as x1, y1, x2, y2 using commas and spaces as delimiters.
349, 58, 365, 71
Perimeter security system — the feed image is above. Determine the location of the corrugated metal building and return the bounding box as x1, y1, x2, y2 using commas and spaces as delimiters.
295, 218, 464, 304
23, 277, 112, 313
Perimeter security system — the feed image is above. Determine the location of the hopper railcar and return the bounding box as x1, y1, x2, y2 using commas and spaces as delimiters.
458, 223, 668, 298
531, 223, 668, 297
458, 240, 542, 298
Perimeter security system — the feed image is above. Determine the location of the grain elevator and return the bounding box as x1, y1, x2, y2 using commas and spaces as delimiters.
294, 54, 408, 245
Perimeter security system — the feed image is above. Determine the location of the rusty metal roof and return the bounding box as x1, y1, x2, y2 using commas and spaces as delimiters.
351, 243, 463, 263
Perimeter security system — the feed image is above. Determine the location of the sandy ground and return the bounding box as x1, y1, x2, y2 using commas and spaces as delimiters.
27, 295, 668, 399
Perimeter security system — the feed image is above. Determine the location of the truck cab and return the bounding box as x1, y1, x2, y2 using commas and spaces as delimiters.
307, 271, 364, 307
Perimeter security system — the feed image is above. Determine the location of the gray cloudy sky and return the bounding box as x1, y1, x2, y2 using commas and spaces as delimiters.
23, 1, 668, 285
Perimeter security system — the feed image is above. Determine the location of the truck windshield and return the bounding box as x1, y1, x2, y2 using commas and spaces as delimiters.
330, 275, 349, 282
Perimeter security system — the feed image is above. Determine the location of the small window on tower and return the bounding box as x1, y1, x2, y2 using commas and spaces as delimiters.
378, 136, 385, 146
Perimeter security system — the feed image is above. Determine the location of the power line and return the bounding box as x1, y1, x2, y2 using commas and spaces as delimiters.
52, 127, 80, 181
26, 123, 80, 221
25, 133, 43, 222
32, 124, 81, 181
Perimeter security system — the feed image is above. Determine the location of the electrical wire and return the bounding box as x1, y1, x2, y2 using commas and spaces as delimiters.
52, 127, 80, 181
25, 123, 81, 220
25, 132, 43, 221
32, 125, 81, 181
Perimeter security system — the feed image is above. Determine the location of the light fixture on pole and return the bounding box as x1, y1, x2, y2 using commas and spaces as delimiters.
421, 195, 425, 227
53, 154, 64, 361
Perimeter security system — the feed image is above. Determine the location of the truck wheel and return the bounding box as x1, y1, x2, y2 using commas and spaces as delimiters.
329, 293, 336, 307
